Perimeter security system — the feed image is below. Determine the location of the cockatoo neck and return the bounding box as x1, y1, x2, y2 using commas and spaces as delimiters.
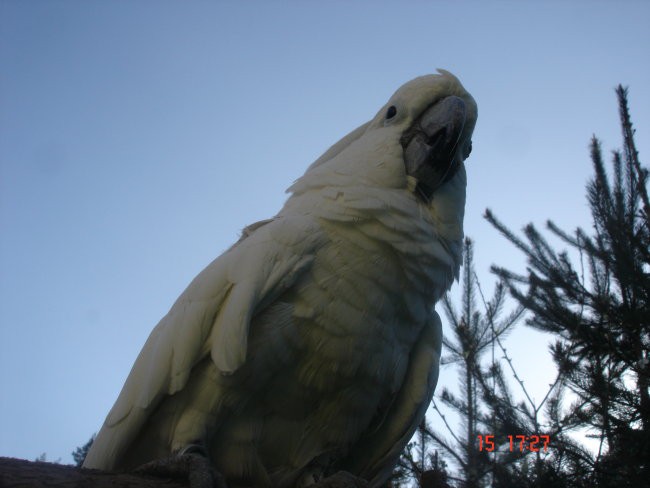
280, 174, 463, 295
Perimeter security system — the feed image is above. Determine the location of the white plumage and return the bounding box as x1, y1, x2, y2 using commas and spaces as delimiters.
83, 70, 477, 488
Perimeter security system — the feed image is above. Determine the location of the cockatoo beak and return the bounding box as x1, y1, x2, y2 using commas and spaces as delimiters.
401, 95, 468, 201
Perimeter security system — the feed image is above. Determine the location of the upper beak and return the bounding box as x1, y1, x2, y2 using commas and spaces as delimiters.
401, 95, 467, 200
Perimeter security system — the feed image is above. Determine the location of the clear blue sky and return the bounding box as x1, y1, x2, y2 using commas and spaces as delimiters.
1, 0, 648, 464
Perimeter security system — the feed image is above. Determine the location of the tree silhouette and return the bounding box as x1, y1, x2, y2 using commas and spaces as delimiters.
485, 85, 649, 486
72, 434, 95, 467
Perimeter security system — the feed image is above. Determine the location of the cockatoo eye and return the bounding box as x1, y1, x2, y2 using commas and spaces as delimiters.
386, 106, 397, 120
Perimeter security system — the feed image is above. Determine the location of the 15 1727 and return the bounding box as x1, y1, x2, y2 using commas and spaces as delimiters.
477, 434, 550, 452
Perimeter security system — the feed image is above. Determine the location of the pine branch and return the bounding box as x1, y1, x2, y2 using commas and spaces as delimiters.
431, 398, 463, 446
616, 85, 650, 227
474, 276, 537, 415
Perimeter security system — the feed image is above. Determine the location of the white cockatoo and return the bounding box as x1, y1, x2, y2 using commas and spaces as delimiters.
83, 70, 477, 488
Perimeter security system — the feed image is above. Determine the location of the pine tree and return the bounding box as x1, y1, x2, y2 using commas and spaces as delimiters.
485, 86, 649, 486
434, 239, 571, 488
72, 434, 95, 468
426, 238, 522, 487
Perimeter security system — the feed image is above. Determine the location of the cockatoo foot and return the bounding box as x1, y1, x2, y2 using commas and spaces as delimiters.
134, 444, 227, 488
307, 471, 368, 488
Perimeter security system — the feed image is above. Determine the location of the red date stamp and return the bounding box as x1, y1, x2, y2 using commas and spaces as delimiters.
477, 434, 550, 452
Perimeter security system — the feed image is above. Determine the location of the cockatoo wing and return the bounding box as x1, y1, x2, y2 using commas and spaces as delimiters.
345, 311, 443, 486
83, 216, 324, 470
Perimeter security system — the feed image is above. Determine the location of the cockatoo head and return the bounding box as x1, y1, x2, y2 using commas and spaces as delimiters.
295, 69, 476, 200
371, 70, 477, 202
287, 70, 476, 248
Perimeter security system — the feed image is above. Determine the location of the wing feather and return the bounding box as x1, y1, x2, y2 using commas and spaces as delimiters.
83, 216, 324, 470
344, 311, 443, 487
